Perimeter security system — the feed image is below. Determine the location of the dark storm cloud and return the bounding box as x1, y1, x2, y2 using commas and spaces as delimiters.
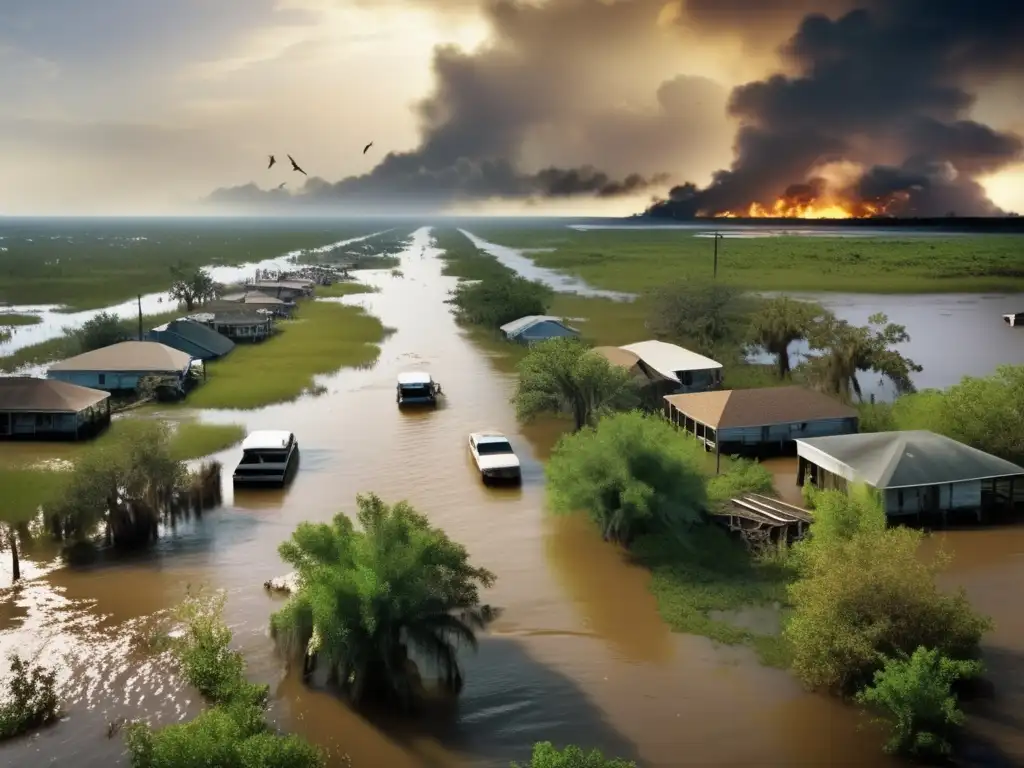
209, 0, 723, 212
649, 0, 1024, 218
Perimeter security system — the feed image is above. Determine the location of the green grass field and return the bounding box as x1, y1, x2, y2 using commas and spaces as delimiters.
0, 220, 384, 310
0, 314, 42, 327
316, 281, 378, 298
185, 299, 389, 410
0, 308, 191, 373
461, 227, 1024, 294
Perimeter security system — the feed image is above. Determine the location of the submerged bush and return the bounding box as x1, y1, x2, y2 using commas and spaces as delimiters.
511, 742, 637, 768
705, 458, 775, 506
855, 646, 982, 758
447, 273, 552, 329
0, 654, 60, 741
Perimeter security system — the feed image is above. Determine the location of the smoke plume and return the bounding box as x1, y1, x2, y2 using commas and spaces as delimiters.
648, 0, 1024, 217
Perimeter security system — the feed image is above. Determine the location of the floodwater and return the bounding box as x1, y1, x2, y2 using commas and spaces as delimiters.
1, 228, 1022, 767
0, 230, 389, 358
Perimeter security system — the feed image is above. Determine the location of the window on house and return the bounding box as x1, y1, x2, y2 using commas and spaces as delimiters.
98, 374, 106, 385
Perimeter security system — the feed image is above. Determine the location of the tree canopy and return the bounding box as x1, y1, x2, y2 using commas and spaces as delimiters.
513, 338, 640, 431
785, 488, 990, 693
447, 273, 552, 329
747, 297, 824, 379
170, 265, 217, 311
511, 742, 636, 768
646, 280, 743, 355
804, 312, 922, 402
545, 411, 707, 545
270, 493, 496, 711
66, 311, 127, 353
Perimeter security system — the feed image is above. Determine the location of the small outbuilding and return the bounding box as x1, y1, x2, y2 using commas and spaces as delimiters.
0, 376, 111, 440
146, 319, 235, 361
500, 315, 580, 345
48, 341, 196, 395
664, 386, 858, 457
619, 340, 722, 395
796, 430, 1024, 519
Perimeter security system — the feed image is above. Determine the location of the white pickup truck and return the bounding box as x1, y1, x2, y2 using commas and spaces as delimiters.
468, 431, 522, 484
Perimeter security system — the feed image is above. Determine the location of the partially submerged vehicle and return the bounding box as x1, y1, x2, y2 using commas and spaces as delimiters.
233, 430, 299, 487
468, 431, 521, 485
397, 371, 442, 406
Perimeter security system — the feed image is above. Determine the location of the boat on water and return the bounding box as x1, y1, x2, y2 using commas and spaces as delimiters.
233, 430, 299, 487
396, 371, 443, 407
1004, 312, 1023, 327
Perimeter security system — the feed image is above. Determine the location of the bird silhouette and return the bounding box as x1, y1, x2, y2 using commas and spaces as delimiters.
267, 154, 276, 169
277, 182, 287, 189
288, 154, 307, 175
363, 141, 373, 155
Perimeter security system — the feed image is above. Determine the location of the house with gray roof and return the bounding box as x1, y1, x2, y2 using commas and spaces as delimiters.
796, 430, 1024, 519
188, 310, 273, 342
48, 341, 196, 395
0, 377, 111, 440
146, 319, 235, 361
499, 315, 580, 345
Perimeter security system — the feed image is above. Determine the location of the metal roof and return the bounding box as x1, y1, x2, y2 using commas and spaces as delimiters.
221, 291, 287, 305
157, 319, 235, 357
499, 315, 579, 338
49, 341, 194, 373
0, 376, 110, 413
397, 371, 432, 386
797, 430, 1024, 489
241, 430, 294, 451
665, 386, 857, 429
620, 340, 722, 381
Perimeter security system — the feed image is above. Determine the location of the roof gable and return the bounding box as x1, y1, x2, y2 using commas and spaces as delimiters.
499, 315, 578, 337
49, 341, 194, 373
0, 376, 110, 412
165, 320, 235, 356
620, 340, 722, 381
665, 386, 856, 428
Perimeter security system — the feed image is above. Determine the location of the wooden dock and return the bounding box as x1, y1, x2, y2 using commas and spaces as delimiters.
713, 493, 813, 543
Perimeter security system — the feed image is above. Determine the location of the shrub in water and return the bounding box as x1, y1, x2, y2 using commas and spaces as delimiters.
511, 742, 636, 768
855, 646, 982, 758
0, 654, 60, 740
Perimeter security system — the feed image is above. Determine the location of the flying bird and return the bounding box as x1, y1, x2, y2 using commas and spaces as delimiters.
288, 154, 307, 175
363, 142, 373, 155
277, 182, 287, 189
267, 154, 276, 169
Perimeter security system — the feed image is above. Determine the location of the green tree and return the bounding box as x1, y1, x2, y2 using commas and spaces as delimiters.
747, 296, 823, 379
545, 411, 706, 545
66, 311, 126, 352
804, 312, 922, 402
647, 280, 741, 355
511, 742, 636, 768
125, 591, 324, 767
0, 654, 60, 741
170, 265, 217, 311
855, 646, 982, 759
270, 493, 496, 711
447, 273, 552, 329
785, 490, 991, 693
513, 338, 640, 431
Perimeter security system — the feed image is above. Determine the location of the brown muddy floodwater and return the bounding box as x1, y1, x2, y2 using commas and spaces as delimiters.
2, 227, 1022, 767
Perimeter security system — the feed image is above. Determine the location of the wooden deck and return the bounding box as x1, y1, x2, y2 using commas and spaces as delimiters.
713, 493, 813, 542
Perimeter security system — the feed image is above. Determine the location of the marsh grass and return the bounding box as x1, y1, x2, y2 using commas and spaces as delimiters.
0, 308, 189, 373
463, 229, 1024, 294
0, 314, 42, 327
167, 422, 245, 461
185, 300, 389, 410
0, 222, 381, 310
316, 281, 378, 298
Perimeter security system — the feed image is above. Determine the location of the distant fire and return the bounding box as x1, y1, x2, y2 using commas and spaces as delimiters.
712, 198, 881, 219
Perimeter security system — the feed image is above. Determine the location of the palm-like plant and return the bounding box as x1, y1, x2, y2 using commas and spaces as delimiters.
270, 493, 496, 711
805, 312, 922, 402
747, 297, 823, 379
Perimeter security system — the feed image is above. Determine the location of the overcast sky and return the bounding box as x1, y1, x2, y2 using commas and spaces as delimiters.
1, 0, 1021, 216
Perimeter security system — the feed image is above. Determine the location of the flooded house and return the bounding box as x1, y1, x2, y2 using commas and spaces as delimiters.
48, 341, 197, 397
188, 310, 274, 342
250, 279, 313, 302
611, 339, 723, 396
664, 386, 858, 457
796, 430, 1024, 520
500, 315, 580, 345
145, 318, 235, 361
0, 376, 111, 440
218, 291, 295, 317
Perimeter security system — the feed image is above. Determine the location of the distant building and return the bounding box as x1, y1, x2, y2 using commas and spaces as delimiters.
218, 291, 294, 317
146, 318, 235, 361
188, 310, 273, 342
796, 430, 1024, 520
615, 340, 722, 395
0, 376, 111, 440
664, 386, 858, 457
500, 315, 580, 345
48, 341, 195, 395
250, 280, 313, 301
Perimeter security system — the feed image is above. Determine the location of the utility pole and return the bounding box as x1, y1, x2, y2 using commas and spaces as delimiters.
137, 294, 143, 340
712, 231, 724, 279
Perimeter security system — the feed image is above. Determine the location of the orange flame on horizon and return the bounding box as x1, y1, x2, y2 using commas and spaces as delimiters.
711, 197, 883, 219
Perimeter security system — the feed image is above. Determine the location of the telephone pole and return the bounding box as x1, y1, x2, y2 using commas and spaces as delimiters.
712, 232, 724, 279
137, 294, 143, 340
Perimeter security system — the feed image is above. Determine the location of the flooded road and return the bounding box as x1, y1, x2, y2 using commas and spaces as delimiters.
1, 228, 1021, 767
0, 230, 389, 358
